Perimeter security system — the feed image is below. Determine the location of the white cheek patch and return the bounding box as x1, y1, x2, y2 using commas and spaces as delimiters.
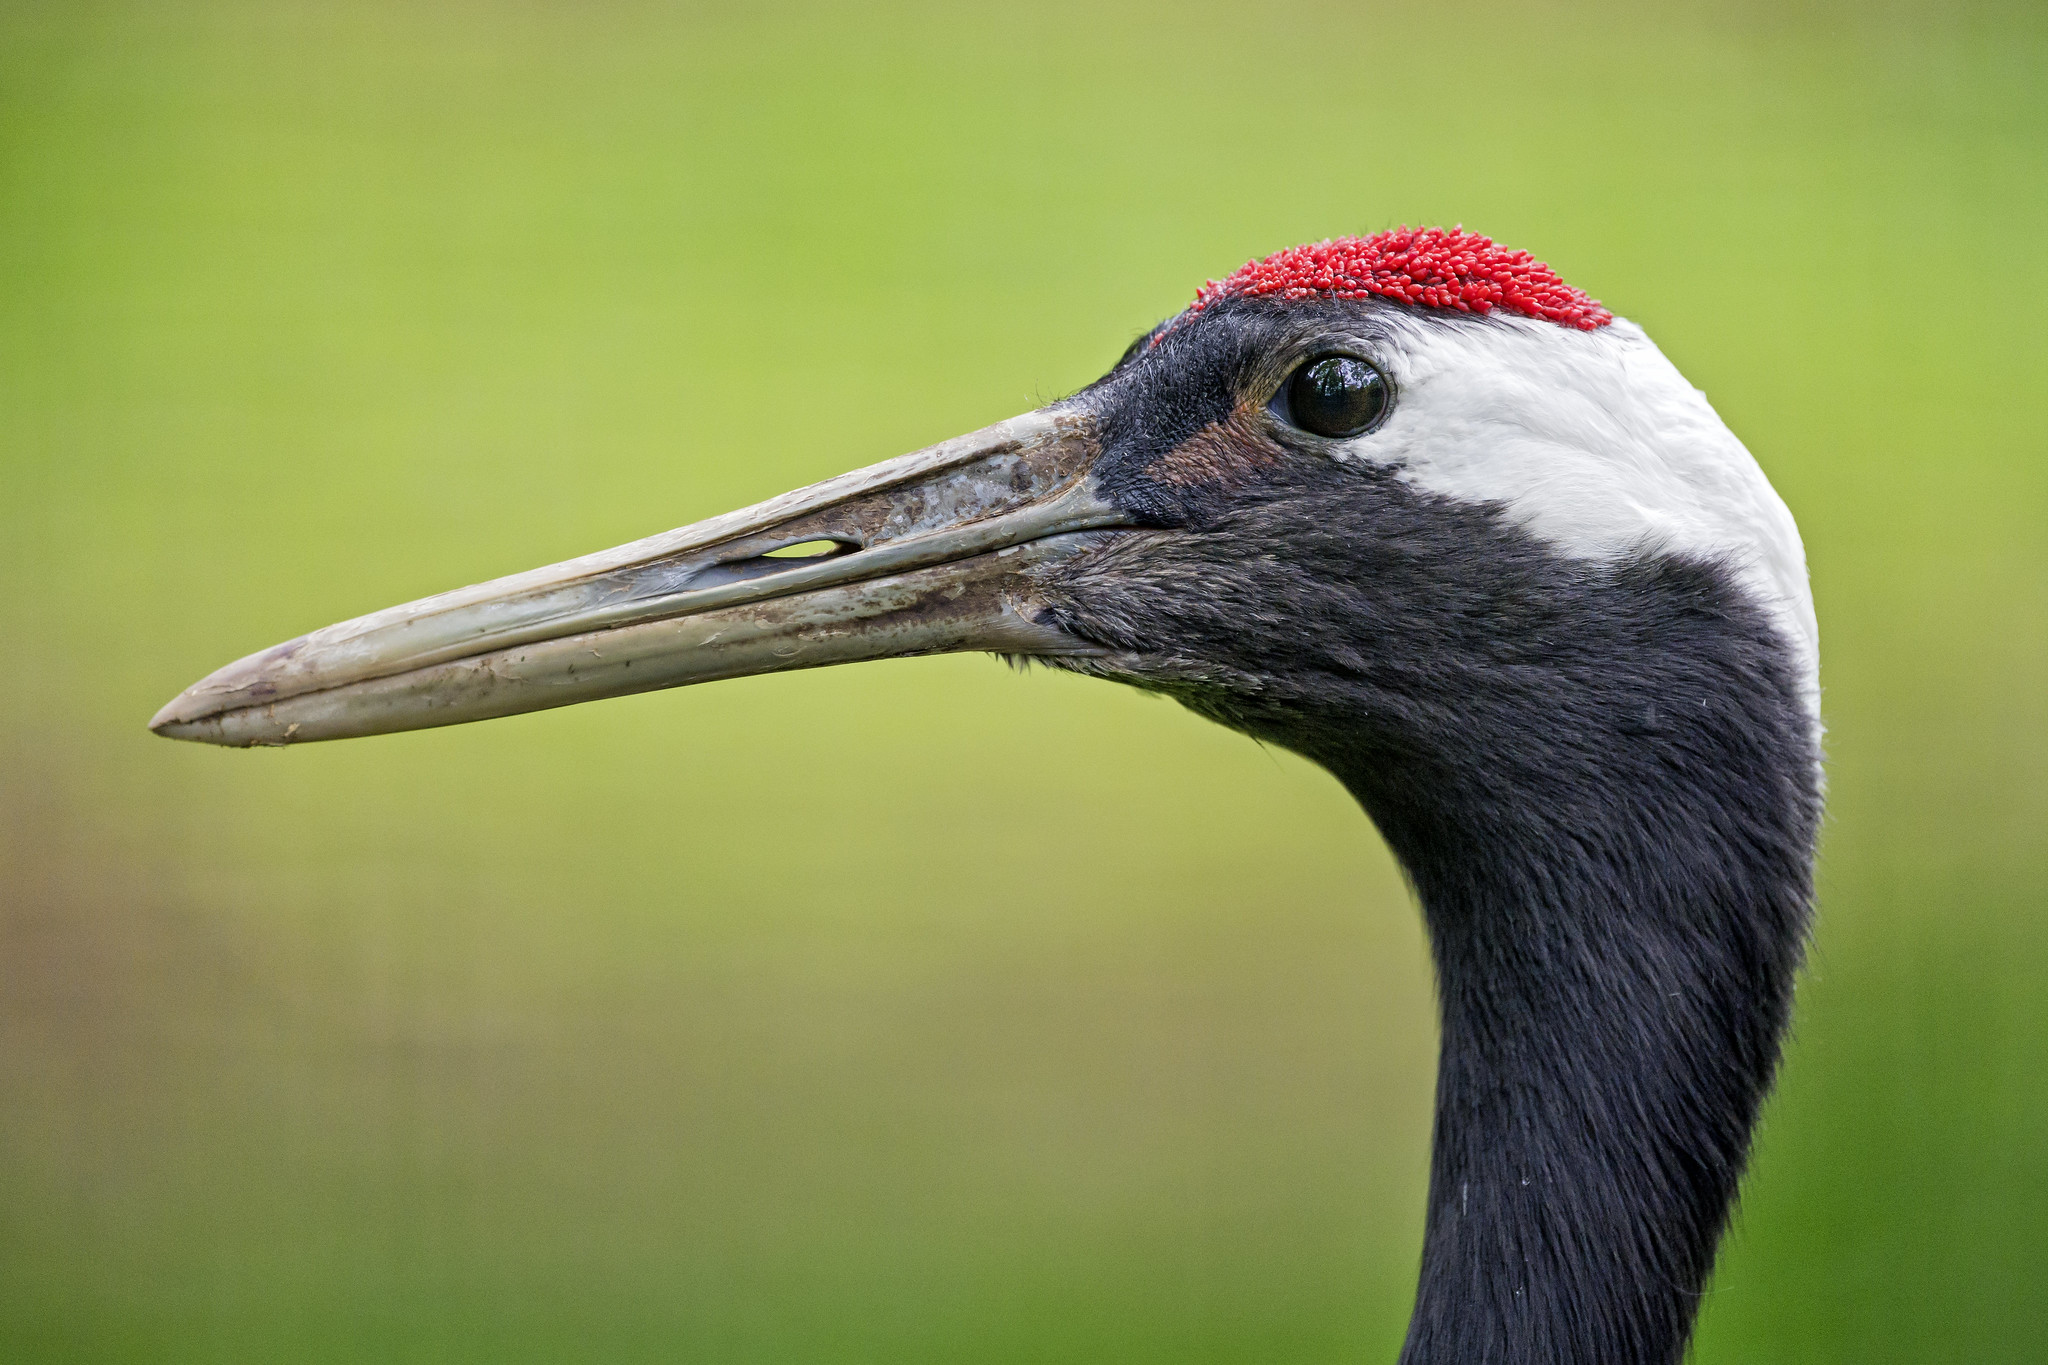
1351, 315, 1820, 717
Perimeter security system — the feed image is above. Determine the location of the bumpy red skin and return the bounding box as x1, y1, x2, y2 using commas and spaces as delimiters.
1186, 227, 1613, 332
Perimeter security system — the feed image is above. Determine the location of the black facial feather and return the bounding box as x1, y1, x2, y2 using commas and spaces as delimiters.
1110, 320, 1172, 374
1032, 302, 1823, 1365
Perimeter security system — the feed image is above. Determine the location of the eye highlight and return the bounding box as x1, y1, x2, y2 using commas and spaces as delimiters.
1277, 354, 1389, 439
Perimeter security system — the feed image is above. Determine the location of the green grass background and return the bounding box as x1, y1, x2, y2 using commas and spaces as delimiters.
2, 1, 2043, 1360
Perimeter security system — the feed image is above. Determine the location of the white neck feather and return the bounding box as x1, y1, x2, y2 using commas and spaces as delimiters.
1344, 313, 1821, 718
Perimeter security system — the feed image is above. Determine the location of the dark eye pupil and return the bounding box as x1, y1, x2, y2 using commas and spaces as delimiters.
1287, 355, 1387, 438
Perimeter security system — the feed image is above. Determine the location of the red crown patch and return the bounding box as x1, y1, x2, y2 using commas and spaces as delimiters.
1188, 228, 1612, 331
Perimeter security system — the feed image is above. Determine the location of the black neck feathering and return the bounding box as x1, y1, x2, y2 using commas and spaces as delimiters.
1044, 460, 1822, 1365
1353, 663, 1817, 1365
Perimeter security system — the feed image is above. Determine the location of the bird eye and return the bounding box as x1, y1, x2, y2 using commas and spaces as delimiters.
1280, 354, 1389, 439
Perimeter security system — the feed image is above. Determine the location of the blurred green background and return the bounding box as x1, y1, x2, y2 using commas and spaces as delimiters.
3, 1, 2043, 1360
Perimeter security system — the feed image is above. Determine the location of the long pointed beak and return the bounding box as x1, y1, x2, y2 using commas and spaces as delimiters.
151, 409, 1123, 747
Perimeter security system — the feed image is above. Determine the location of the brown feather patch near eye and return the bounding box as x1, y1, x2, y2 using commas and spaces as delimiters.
1149, 409, 1288, 488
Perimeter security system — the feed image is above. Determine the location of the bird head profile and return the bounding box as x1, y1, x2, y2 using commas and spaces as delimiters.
154, 227, 1823, 1365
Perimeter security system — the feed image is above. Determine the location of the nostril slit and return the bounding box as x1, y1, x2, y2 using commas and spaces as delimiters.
763, 539, 858, 560
675, 536, 864, 593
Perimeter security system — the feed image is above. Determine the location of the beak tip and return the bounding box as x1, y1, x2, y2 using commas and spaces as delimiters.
148, 705, 212, 745
148, 691, 255, 747
151, 643, 307, 745
149, 694, 192, 736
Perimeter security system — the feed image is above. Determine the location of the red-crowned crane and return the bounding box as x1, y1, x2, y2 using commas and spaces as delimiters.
154, 228, 1823, 1365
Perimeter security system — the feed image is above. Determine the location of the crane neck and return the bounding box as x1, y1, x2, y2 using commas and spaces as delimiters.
1336, 689, 1820, 1365
1041, 458, 1825, 1362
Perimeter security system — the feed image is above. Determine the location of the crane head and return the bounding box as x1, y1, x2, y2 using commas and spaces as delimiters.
151, 229, 1815, 760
